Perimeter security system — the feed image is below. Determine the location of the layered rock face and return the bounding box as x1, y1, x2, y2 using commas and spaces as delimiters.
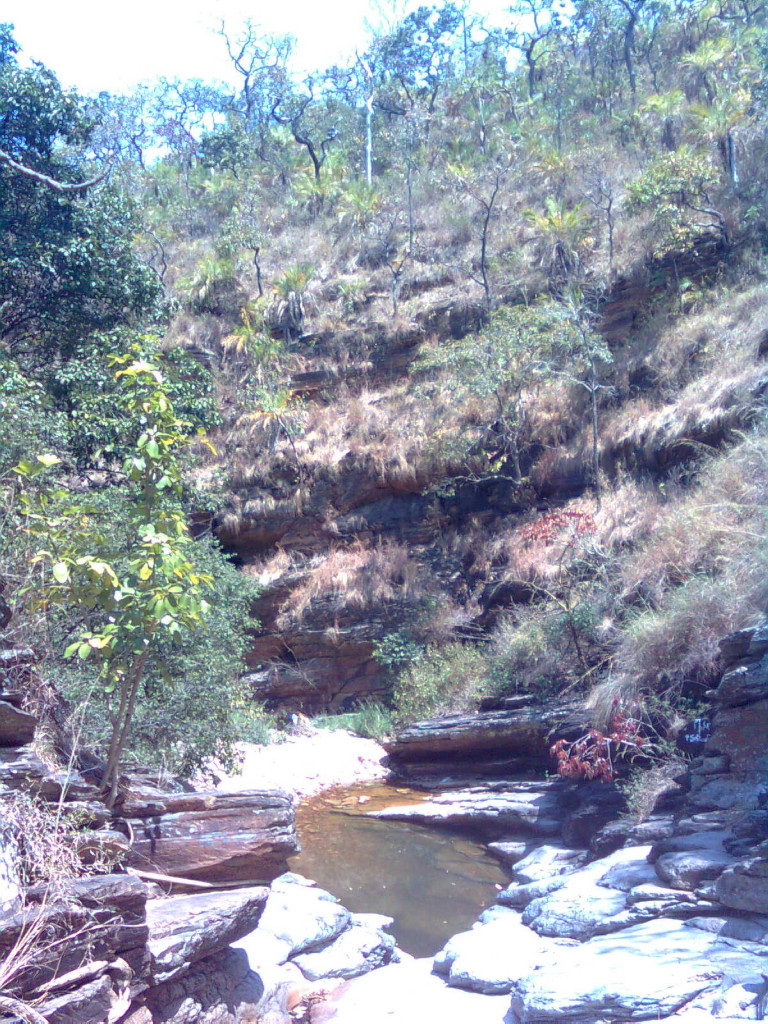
383, 697, 588, 780
123, 781, 298, 884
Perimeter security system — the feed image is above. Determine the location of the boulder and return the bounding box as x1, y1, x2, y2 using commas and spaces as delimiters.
292, 915, 396, 980
590, 815, 676, 857
715, 856, 768, 914
433, 909, 554, 994
509, 917, 766, 1022
147, 886, 269, 983
0, 874, 149, 994
145, 945, 268, 1024
36, 974, 122, 1024
560, 781, 628, 847
713, 657, 768, 707
685, 914, 768, 944
253, 873, 352, 958
0, 700, 36, 746
486, 840, 534, 867
652, 831, 737, 890
512, 844, 588, 883
0, 744, 50, 793
384, 702, 587, 768
519, 846, 660, 940
124, 787, 297, 883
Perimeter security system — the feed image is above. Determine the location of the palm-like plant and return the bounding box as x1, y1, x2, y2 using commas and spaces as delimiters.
524, 197, 590, 280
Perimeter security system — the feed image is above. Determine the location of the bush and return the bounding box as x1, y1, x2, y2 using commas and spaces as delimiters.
393, 642, 488, 724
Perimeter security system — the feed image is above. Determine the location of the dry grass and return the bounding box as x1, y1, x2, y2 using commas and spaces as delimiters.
276, 541, 435, 627
591, 429, 768, 718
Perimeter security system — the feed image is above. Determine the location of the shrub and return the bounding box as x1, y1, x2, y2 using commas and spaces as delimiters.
393, 642, 488, 724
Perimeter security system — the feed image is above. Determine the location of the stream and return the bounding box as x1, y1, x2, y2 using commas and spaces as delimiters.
288, 782, 510, 957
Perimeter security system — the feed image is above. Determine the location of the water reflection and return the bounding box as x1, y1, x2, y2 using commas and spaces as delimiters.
289, 783, 510, 957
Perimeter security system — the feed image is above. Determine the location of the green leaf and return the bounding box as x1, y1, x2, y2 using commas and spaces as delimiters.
52, 561, 70, 583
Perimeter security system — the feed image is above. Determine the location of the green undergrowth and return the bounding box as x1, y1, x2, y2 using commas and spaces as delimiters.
314, 701, 394, 742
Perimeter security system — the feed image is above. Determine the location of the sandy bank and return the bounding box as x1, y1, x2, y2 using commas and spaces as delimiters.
213, 728, 389, 801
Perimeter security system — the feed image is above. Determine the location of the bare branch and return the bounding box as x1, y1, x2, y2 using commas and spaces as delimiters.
0, 148, 108, 193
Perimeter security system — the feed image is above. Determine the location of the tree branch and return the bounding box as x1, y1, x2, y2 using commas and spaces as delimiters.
0, 148, 109, 193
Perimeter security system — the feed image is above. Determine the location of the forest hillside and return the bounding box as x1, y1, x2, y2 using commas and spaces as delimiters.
1, 0, 767, 791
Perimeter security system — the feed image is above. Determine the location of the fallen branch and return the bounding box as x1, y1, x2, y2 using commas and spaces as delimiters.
126, 866, 214, 888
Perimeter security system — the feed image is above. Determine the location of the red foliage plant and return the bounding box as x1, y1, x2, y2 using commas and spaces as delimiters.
520, 509, 596, 546
550, 698, 644, 781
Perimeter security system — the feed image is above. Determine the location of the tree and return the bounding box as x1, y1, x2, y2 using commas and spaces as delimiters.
449, 159, 511, 306
0, 26, 161, 358
506, 0, 567, 100
271, 79, 339, 184
15, 355, 214, 805
219, 20, 293, 156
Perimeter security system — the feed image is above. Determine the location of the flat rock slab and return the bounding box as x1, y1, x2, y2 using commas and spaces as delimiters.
147, 886, 269, 982
509, 917, 766, 1021
715, 857, 768, 914
512, 843, 588, 883
385, 702, 587, 765
516, 846, 687, 940
370, 781, 562, 837
125, 788, 298, 883
310, 958, 512, 1024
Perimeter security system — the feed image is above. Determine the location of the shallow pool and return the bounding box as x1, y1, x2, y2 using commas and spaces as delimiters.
289, 783, 510, 956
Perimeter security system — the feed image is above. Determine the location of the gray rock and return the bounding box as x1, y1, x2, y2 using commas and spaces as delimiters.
36, 975, 119, 1024
370, 781, 562, 837
714, 658, 768, 707
589, 815, 676, 857
487, 840, 532, 867
0, 744, 50, 793
685, 915, 768, 945
715, 857, 768, 914
433, 911, 553, 994
519, 846, 659, 940
147, 886, 269, 982
255, 873, 351, 957
125, 787, 298, 884
655, 847, 736, 889
512, 844, 588, 883
146, 946, 269, 1024
385, 702, 587, 766
509, 918, 766, 1022
496, 875, 567, 909
291, 918, 396, 980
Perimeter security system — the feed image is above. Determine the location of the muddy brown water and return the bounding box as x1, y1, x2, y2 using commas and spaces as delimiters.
288, 782, 511, 957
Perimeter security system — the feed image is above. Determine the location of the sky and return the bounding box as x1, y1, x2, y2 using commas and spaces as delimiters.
3, 0, 513, 96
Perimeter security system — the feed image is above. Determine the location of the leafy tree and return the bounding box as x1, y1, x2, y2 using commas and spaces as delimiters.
15, 355, 216, 804
0, 26, 162, 358
626, 146, 727, 251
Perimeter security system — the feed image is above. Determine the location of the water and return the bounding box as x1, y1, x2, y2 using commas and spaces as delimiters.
289, 783, 510, 956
